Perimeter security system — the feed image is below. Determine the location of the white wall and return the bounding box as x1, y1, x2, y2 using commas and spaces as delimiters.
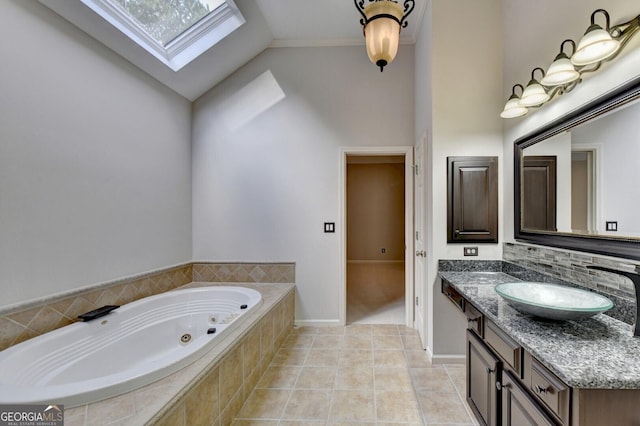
0, 1, 192, 308
572, 102, 640, 237
192, 46, 414, 323
414, 0, 504, 358
502, 0, 640, 243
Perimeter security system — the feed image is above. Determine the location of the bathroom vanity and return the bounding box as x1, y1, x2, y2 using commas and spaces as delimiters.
440, 270, 640, 426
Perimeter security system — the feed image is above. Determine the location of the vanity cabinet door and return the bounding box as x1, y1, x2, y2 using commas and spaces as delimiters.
501, 370, 558, 426
467, 330, 500, 426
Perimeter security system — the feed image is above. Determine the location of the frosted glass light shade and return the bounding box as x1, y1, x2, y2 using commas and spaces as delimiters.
500, 97, 528, 118
364, 1, 404, 71
519, 80, 550, 107
571, 26, 620, 66
541, 55, 580, 86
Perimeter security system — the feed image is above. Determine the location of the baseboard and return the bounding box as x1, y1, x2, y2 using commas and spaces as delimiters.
294, 319, 343, 328
426, 346, 465, 364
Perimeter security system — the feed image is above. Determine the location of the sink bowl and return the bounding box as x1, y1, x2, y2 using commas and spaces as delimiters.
494, 282, 613, 320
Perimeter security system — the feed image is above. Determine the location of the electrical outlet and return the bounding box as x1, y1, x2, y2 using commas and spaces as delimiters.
464, 246, 478, 256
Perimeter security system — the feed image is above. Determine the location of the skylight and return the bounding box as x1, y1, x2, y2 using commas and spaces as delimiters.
80, 0, 245, 71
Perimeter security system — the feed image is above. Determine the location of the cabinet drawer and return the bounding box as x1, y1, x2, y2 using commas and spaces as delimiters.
529, 357, 570, 424
485, 320, 522, 376
442, 279, 464, 311
465, 302, 484, 337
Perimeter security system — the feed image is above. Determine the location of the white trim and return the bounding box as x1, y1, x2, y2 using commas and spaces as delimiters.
268, 37, 416, 49
426, 346, 465, 365
294, 319, 342, 328
339, 146, 414, 328
77, 0, 244, 71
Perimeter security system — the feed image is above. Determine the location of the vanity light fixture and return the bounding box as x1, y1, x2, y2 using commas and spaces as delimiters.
572, 9, 620, 66
541, 40, 581, 86
500, 84, 528, 118
354, 0, 415, 72
501, 9, 640, 118
519, 68, 551, 107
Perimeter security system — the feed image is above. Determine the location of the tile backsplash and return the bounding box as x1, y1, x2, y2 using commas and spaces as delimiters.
0, 262, 295, 351
504, 242, 639, 298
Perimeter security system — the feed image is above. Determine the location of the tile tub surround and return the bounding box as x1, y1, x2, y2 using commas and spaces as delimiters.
0, 262, 294, 351
62, 282, 295, 426
439, 270, 640, 389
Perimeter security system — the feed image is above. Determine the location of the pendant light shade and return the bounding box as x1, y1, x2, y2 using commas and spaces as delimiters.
500, 84, 528, 118
541, 40, 580, 86
572, 10, 620, 66
355, 0, 415, 72
363, 2, 404, 71
519, 68, 550, 107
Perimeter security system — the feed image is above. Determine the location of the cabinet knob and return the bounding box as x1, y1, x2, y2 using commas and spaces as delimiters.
496, 381, 510, 391
467, 317, 478, 323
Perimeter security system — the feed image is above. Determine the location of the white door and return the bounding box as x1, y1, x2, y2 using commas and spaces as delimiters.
414, 134, 427, 345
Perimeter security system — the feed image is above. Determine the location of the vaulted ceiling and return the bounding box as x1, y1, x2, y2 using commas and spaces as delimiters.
39, 0, 427, 101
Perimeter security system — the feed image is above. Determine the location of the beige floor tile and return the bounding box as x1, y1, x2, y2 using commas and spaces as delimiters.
340, 349, 373, 366
295, 366, 337, 389
281, 389, 331, 421
375, 390, 423, 423
256, 366, 300, 389
345, 324, 373, 335
372, 324, 400, 335
402, 333, 424, 350
373, 334, 404, 350
290, 326, 320, 335
330, 389, 376, 422
334, 365, 374, 389
236, 389, 290, 420
304, 349, 340, 366
405, 349, 432, 368
282, 333, 314, 349
316, 326, 345, 335
417, 389, 474, 424
373, 350, 406, 367
311, 334, 344, 349
444, 364, 467, 394
411, 367, 456, 392
374, 367, 413, 390
279, 422, 326, 426
231, 420, 278, 426
344, 334, 373, 349
271, 348, 308, 366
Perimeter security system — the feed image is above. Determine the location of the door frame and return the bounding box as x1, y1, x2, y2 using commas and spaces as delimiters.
339, 146, 414, 327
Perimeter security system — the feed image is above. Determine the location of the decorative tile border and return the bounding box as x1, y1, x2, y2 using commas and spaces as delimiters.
0, 262, 295, 351
193, 262, 295, 283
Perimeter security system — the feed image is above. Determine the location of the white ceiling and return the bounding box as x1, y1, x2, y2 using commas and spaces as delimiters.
39, 0, 426, 101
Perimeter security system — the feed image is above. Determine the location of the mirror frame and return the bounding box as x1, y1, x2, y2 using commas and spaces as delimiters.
514, 75, 640, 261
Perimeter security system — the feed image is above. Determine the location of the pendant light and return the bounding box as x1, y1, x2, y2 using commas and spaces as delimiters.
354, 0, 415, 72
541, 40, 580, 86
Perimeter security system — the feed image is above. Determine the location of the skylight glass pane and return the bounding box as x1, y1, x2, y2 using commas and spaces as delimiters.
111, 0, 225, 45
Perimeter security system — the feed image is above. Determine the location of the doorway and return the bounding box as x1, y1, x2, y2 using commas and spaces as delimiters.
339, 147, 414, 327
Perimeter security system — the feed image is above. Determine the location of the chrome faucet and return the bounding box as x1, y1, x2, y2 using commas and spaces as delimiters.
586, 265, 640, 337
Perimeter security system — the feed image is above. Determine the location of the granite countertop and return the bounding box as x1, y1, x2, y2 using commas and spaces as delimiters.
439, 271, 640, 389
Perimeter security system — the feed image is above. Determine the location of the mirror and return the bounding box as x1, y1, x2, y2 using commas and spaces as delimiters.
515, 76, 640, 261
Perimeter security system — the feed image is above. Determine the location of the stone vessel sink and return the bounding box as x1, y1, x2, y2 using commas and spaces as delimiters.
494, 282, 613, 320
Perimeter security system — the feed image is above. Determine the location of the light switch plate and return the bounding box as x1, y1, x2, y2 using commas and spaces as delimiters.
324, 222, 335, 233
606, 221, 618, 231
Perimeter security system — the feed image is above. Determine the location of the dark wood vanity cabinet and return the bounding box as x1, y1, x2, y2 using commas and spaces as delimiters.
502, 370, 557, 426
467, 330, 500, 426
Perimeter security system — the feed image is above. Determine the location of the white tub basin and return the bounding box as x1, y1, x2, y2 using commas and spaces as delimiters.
0, 286, 262, 407
494, 282, 613, 320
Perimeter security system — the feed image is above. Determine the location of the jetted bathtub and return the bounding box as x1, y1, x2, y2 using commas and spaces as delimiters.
0, 286, 262, 407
